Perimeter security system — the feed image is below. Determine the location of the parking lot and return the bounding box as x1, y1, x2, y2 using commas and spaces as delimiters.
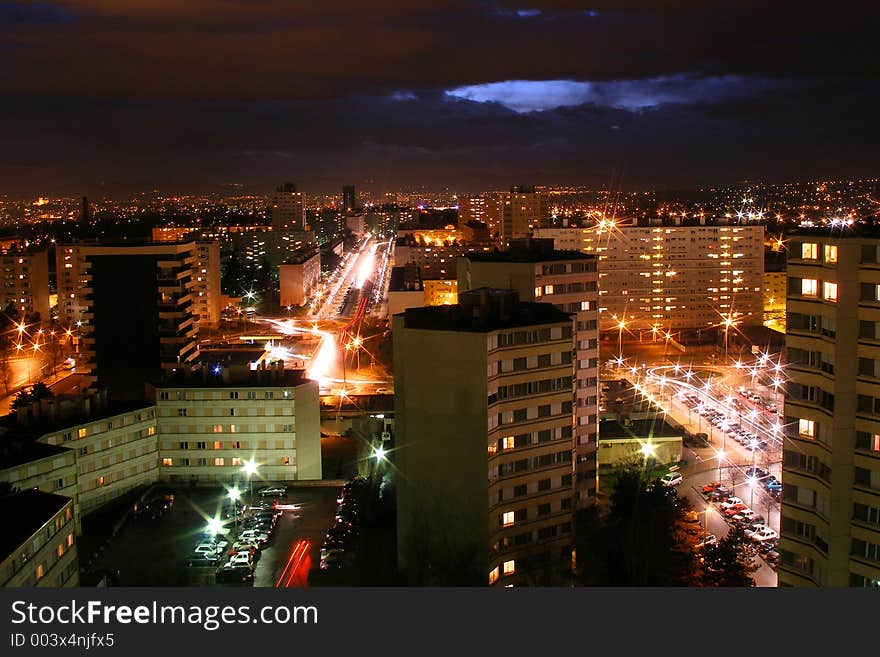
86, 485, 340, 587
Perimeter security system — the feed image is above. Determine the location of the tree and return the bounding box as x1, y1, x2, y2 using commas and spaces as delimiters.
11, 382, 54, 409
698, 527, 758, 586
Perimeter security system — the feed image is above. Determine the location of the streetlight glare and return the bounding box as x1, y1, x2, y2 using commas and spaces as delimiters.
242, 460, 258, 476
206, 518, 223, 535
227, 486, 242, 501
374, 446, 386, 461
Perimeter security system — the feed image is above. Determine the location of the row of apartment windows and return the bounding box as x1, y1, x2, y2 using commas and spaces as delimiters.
495, 449, 573, 477
159, 390, 289, 401
790, 277, 838, 302
491, 377, 573, 404
162, 457, 292, 467
796, 242, 838, 263
497, 474, 573, 502
488, 559, 516, 584
783, 450, 832, 484
499, 352, 572, 373
499, 498, 573, 527
490, 419, 574, 455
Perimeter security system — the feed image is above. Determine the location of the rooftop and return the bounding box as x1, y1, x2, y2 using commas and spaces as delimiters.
156, 364, 312, 388
0, 489, 71, 561
399, 288, 572, 333
0, 438, 70, 471
787, 223, 880, 239
464, 238, 594, 263
388, 265, 423, 292
598, 418, 681, 440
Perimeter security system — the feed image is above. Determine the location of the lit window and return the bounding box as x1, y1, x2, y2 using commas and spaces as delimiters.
147, 426, 155, 436
283, 457, 291, 465
544, 285, 554, 295
801, 279, 818, 296
503, 560, 515, 575
502, 511, 515, 527
77, 428, 87, 438
212, 425, 223, 433
502, 436, 515, 450
96, 476, 104, 487
162, 457, 173, 466
56, 544, 63, 559
213, 441, 222, 450
231, 457, 242, 466
823, 282, 838, 302
35, 564, 44, 581
580, 301, 591, 311
824, 244, 838, 263
798, 419, 816, 438
214, 458, 225, 466
489, 567, 500, 585
801, 243, 818, 259
534, 286, 542, 299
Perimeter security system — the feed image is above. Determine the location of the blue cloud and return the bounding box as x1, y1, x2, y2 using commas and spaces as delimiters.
443, 75, 782, 113
0, 1, 73, 24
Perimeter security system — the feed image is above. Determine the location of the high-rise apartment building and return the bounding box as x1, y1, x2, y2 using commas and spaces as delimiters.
0, 247, 50, 321
269, 182, 306, 231
780, 230, 880, 587
394, 289, 577, 586
279, 249, 321, 307
459, 194, 502, 236
57, 241, 221, 330
64, 243, 200, 397
457, 239, 600, 507
342, 185, 357, 214
533, 221, 765, 330
502, 186, 550, 242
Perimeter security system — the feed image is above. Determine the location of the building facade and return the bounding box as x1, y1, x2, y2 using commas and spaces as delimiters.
269, 182, 306, 231
502, 186, 549, 242
533, 221, 765, 330
458, 194, 501, 236
153, 367, 322, 486
457, 239, 600, 507
780, 231, 880, 587
394, 290, 577, 586
1, 490, 79, 587
279, 250, 321, 307
0, 248, 50, 322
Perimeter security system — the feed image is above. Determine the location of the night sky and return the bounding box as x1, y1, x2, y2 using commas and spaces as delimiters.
2, 1, 879, 196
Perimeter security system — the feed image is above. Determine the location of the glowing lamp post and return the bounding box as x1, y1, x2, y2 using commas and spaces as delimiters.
206, 517, 223, 536
242, 459, 258, 503
227, 486, 242, 526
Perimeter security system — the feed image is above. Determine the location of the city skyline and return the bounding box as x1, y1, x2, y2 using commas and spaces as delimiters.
2, 3, 879, 195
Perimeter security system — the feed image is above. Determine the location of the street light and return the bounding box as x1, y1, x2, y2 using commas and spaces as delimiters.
206, 517, 223, 536
640, 442, 656, 482
617, 319, 627, 354
242, 460, 258, 503
227, 486, 242, 526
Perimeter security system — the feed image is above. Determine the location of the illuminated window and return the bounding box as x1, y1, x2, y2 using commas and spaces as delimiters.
824, 244, 838, 263
213, 441, 222, 450
534, 286, 542, 299
96, 476, 104, 487
802, 243, 818, 259
66, 533, 73, 548
56, 544, 63, 559
213, 425, 223, 433
35, 564, 44, 581
147, 426, 155, 436
798, 419, 816, 438
77, 428, 87, 438
214, 458, 225, 466
231, 457, 242, 466
580, 301, 591, 311
502, 436, 515, 450
489, 567, 500, 585
544, 285, 554, 295
283, 457, 291, 465
162, 458, 173, 466
503, 559, 515, 575
823, 282, 838, 302
801, 279, 818, 297
502, 511, 515, 526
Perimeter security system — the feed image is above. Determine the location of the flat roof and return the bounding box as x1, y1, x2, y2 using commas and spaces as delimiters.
157, 367, 311, 388
787, 224, 880, 239
0, 439, 70, 470
0, 489, 71, 561
599, 418, 681, 440
398, 295, 572, 333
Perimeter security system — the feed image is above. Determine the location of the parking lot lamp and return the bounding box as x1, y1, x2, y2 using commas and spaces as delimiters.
242, 460, 258, 502
206, 517, 223, 536
227, 486, 242, 525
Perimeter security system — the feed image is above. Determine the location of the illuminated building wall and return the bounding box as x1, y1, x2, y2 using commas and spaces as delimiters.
458, 240, 600, 508
279, 249, 321, 307
153, 368, 322, 486
423, 278, 457, 306
764, 270, 787, 331
458, 194, 502, 235
0, 248, 50, 322
269, 182, 306, 231
780, 231, 880, 588
533, 222, 765, 330
0, 491, 79, 587
502, 186, 550, 242
394, 290, 577, 586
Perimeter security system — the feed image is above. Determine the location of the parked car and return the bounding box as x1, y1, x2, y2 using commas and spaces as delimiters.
723, 504, 748, 517
719, 496, 745, 511
185, 553, 221, 567
257, 486, 287, 498
750, 527, 779, 542
194, 543, 224, 556
746, 467, 768, 479
695, 534, 718, 550
701, 481, 723, 495
227, 552, 255, 569
731, 509, 758, 524
216, 564, 254, 583
660, 472, 683, 487
238, 529, 270, 546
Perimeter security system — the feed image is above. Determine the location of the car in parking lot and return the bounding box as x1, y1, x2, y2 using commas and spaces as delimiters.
194, 542, 224, 556
695, 534, 718, 550
227, 552, 255, 569
660, 472, 683, 487
709, 486, 732, 501
750, 527, 779, 542
731, 509, 758, 524
723, 504, 748, 518
185, 553, 222, 567
216, 564, 254, 583
746, 467, 769, 479
257, 486, 287, 498
719, 497, 744, 511
701, 481, 723, 495
238, 529, 270, 546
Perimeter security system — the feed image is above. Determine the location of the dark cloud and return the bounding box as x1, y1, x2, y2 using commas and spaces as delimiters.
1, 2, 878, 194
